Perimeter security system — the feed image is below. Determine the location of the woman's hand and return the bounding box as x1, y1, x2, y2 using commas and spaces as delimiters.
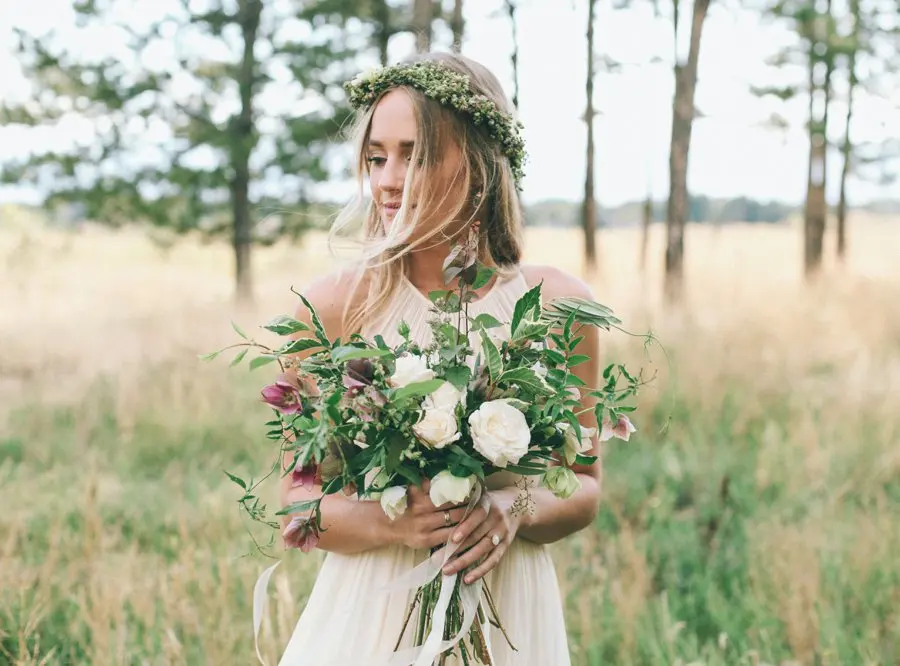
389, 483, 471, 551
441, 487, 523, 584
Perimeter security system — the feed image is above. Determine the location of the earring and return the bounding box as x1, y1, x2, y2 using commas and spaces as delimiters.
473, 191, 483, 202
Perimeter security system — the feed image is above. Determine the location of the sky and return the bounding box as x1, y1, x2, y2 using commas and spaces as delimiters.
0, 0, 898, 208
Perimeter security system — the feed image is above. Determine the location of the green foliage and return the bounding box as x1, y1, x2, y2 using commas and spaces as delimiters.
0, 1, 370, 242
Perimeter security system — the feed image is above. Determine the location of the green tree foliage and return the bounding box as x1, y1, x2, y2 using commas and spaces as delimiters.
0, 0, 381, 301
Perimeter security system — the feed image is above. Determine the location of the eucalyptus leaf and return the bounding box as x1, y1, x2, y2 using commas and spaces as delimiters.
471, 265, 496, 290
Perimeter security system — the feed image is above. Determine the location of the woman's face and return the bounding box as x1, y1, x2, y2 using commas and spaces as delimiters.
365, 89, 466, 236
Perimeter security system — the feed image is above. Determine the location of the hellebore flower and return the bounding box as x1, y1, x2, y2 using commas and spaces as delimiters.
283, 515, 320, 553
260, 373, 303, 414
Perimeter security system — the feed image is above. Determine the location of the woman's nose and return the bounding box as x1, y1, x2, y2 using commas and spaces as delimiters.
379, 157, 407, 193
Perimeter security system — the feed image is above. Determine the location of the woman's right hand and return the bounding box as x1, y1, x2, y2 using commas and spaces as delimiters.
389, 483, 471, 551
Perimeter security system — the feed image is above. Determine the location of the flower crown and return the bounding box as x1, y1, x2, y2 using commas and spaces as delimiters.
344, 61, 527, 188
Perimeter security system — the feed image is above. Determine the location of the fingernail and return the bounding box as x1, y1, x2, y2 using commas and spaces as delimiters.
464, 575, 473, 584
453, 533, 462, 542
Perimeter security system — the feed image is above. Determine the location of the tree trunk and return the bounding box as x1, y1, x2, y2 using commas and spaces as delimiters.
664, 0, 710, 302
451, 0, 464, 53
505, 0, 520, 110
373, 0, 391, 66
837, 0, 858, 261
582, 0, 598, 272
412, 0, 433, 53
805, 5, 834, 277
639, 192, 653, 271
232, 0, 261, 304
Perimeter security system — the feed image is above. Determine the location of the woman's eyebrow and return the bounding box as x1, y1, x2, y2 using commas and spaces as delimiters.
367, 139, 415, 149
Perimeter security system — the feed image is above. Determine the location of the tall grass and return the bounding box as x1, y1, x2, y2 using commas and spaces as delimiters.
1, 211, 898, 665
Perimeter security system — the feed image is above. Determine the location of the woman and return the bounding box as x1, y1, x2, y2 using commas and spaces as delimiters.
276, 52, 602, 665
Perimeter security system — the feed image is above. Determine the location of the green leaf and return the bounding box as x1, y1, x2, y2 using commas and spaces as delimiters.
511, 282, 543, 337
331, 346, 393, 364
275, 499, 320, 516
512, 319, 551, 342
544, 349, 567, 366
569, 335, 585, 352
471, 265, 496, 290
224, 471, 247, 490
390, 379, 445, 403
232, 321, 248, 340
602, 363, 614, 379
574, 454, 598, 465
544, 297, 622, 329
250, 355, 278, 371
278, 338, 323, 355
295, 291, 331, 347
443, 365, 472, 391
198, 350, 221, 362
567, 354, 591, 367
471, 313, 504, 331
429, 290, 452, 303
263, 315, 311, 336
230, 347, 249, 367
504, 462, 547, 475
479, 330, 503, 381
397, 320, 410, 339
497, 367, 554, 395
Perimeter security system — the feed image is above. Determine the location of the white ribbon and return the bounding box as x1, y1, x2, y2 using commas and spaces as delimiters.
253, 560, 282, 666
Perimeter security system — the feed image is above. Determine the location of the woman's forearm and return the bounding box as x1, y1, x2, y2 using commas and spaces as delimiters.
514, 474, 601, 545
280, 483, 396, 555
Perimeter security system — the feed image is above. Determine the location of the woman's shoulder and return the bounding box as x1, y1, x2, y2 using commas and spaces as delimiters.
519, 263, 596, 300
292, 264, 369, 338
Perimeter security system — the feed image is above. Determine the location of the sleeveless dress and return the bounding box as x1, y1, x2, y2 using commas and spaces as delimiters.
277, 269, 572, 666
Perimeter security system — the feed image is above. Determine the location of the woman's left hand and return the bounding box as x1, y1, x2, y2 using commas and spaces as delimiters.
441, 487, 522, 584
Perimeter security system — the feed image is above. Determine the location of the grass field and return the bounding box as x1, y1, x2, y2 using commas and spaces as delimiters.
1, 206, 899, 665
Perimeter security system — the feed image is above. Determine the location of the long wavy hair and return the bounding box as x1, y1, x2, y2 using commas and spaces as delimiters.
329, 52, 526, 336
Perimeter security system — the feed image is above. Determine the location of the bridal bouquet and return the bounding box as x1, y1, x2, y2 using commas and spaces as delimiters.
204, 229, 647, 665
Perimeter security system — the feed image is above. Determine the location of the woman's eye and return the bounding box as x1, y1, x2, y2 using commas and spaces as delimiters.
367, 156, 386, 166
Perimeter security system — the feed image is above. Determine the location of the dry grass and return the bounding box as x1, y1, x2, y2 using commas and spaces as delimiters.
1, 206, 899, 665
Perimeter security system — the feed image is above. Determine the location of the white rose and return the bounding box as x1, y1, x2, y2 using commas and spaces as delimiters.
542, 466, 582, 499
380, 485, 408, 520
413, 406, 461, 449
429, 470, 477, 507
558, 423, 596, 465
468, 399, 531, 468
390, 353, 435, 388
424, 381, 466, 411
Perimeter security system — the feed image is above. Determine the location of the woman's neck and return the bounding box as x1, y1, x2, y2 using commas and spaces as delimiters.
405, 242, 454, 292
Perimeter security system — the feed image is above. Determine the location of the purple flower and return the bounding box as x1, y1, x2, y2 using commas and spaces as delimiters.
283, 515, 320, 553
342, 358, 375, 393
291, 463, 318, 488
260, 373, 303, 414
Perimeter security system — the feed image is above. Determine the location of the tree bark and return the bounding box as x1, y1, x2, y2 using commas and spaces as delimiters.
582, 0, 598, 272
505, 0, 520, 110
373, 0, 392, 66
451, 0, 464, 53
837, 0, 858, 261
664, 0, 710, 302
639, 193, 653, 271
232, 0, 261, 304
412, 0, 433, 53
803, 0, 833, 277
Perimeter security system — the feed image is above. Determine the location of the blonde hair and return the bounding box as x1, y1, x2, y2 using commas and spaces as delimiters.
328, 52, 526, 337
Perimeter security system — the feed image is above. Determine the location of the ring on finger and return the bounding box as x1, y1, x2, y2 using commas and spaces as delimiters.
443, 511, 451, 527
490, 533, 501, 547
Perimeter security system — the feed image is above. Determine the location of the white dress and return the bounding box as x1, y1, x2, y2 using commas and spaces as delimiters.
277, 269, 572, 666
